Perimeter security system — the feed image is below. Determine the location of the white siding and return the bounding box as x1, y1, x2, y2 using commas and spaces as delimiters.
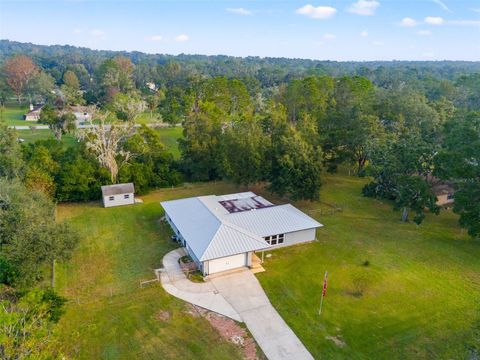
103, 193, 134, 208
280, 228, 316, 248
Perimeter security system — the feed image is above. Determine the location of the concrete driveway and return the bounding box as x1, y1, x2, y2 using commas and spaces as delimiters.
210, 270, 314, 360
159, 249, 314, 360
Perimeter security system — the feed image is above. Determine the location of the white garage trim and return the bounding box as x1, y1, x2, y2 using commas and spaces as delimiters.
207, 253, 247, 274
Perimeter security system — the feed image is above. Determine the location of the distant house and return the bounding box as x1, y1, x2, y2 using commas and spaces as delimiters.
161, 192, 323, 276
70, 106, 90, 124
101, 183, 135, 208
433, 183, 455, 207
24, 104, 43, 121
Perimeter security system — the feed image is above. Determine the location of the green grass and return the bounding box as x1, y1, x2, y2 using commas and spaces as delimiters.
155, 126, 183, 159
17, 129, 79, 147
0, 104, 31, 126
256, 174, 480, 359
55, 182, 245, 359
55, 176, 480, 359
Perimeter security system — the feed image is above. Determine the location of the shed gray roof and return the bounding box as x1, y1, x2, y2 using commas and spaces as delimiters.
101, 183, 135, 196
161, 192, 322, 262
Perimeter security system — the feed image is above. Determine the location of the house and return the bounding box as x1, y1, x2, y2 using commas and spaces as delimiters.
24, 104, 43, 121
433, 183, 455, 206
161, 192, 323, 276
70, 106, 90, 124
101, 183, 135, 208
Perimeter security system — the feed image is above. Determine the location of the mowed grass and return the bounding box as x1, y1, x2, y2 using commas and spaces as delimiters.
55, 176, 480, 359
18, 129, 79, 147
55, 182, 245, 359
0, 104, 30, 126
155, 126, 183, 159
256, 174, 480, 359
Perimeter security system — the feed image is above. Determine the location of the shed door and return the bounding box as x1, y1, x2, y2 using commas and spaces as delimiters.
208, 253, 246, 274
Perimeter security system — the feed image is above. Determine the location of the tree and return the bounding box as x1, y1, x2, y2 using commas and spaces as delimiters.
266, 103, 322, 201
2, 55, 38, 103
27, 71, 55, 104
363, 132, 439, 223
0, 179, 78, 287
179, 101, 225, 181
119, 126, 181, 193
38, 105, 76, 141
0, 124, 24, 179
222, 116, 267, 187
321, 76, 380, 173
110, 92, 146, 122
0, 288, 66, 359
146, 91, 165, 119
435, 112, 480, 237
393, 176, 439, 224
60, 70, 84, 105
77, 117, 135, 183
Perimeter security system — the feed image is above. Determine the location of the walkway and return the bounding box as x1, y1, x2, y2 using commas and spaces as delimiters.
159, 248, 241, 321
159, 249, 314, 360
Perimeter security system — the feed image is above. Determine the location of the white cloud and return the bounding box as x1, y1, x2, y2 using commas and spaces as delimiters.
417, 30, 432, 35
90, 29, 106, 40
400, 17, 417, 27
347, 0, 380, 16
149, 35, 163, 41
448, 20, 480, 26
360, 30, 369, 37
323, 33, 336, 40
432, 0, 451, 12
226, 7, 253, 15
472, 9, 480, 13
372, 40, 383, 46
295, 4, 337, 19
175, 34, 189, 42
424, 16, 445, 25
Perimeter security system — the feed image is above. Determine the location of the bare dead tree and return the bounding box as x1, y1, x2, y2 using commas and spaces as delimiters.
77, 110, 135, 183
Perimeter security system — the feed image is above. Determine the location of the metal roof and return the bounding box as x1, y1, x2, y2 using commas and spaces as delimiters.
160, 192, 323, 262
226, 204, 323, 237
101, 183, 135, 196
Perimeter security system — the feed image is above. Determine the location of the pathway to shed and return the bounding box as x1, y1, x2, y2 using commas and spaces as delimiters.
159, 249, 314, 360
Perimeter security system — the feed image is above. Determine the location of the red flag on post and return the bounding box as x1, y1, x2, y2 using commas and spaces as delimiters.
319, 271, 328, 315
322, 272, 328, 297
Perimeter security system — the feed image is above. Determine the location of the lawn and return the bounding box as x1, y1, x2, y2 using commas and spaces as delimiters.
54, 176, 480, 359
256, 174, 480, 359
155, 126, 183, 159
55, 182, 245, 359
18, 129, 79, 147
0, 104, 30, 126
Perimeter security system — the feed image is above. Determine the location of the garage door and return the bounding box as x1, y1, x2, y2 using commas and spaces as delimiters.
208, 253, 246, 274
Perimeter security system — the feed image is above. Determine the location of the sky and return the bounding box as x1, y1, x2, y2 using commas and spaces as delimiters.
1, 0, 479, 61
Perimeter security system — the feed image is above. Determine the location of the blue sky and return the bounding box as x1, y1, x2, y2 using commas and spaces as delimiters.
1, 0, 479, 60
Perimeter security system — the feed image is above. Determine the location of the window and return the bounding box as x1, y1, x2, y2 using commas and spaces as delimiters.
447, 193, 454, 200
109, 196, 114, 201
124, 194, 130, 199
264, 234, 285, 245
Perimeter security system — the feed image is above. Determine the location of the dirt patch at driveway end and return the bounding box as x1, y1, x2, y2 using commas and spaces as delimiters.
185, 304, 265, 360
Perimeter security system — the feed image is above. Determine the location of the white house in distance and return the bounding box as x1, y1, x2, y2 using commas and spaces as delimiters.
24, 104, 43, 121
161, 192, 323, 276
101, 183, 135, 208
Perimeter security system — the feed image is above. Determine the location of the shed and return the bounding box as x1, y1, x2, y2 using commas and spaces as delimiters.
101, 183, 135, 208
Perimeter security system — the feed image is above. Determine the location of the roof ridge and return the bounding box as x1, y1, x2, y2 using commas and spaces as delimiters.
199, 223, 224, 261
